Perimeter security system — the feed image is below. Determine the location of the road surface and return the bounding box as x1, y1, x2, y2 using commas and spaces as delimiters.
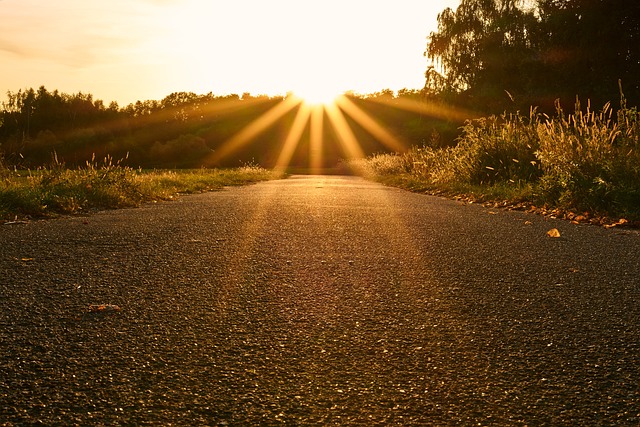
1, 175, 639, 425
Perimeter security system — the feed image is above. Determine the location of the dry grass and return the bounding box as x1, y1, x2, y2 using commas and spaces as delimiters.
351, 99, 640, 221
0, 156, 283, 220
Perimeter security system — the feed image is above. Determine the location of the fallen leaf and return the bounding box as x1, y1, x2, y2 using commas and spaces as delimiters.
88, 304, 121, 313
4, 220, 29, 225
524, 221, 533, 225
604, 218, 629, 229
547, 228, 561, 238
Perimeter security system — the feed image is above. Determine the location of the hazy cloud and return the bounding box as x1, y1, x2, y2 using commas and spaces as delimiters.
0, 39, 26, 57
0, 0, 161, 68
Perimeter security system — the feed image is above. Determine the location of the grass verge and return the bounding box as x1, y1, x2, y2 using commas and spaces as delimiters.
349, 98, 640, 227
0, 157, 284, 221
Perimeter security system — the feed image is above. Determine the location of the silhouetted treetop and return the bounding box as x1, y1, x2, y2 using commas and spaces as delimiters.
427, 0, 640, 112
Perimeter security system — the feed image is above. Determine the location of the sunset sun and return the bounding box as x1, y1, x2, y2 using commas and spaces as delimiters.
292, 86, 342, 107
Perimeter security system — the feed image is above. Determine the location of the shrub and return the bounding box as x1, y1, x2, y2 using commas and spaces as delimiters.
535, 100, 640, 214
149, 134, 212, 167
353, 96, 640, 219
454, 111, 541, 185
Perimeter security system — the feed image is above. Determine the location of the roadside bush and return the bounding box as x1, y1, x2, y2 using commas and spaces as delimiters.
535, 101, 640, 214
454, 111, 541, 185
1, 158, 281, 220
403, 145, 459, 184
348, 153, 409, 178
0, 155, 143, 217
353, 96, 640, 219
149, 134, 212, 167
37, 155, 143, 213
405, 110, 541, 186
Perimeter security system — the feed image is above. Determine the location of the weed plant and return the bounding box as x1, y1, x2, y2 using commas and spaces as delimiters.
353, 94, 640, 220
535, 100, 640, 213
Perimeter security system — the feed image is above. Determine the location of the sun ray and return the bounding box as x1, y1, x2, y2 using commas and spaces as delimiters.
208, 96, 301, 164
335, 96, 406, 153
198, 95, 272, 117
309, 105, 324, 173
370, 96, 479, 122
274, 103, 311, 171
324, 102, 365, 160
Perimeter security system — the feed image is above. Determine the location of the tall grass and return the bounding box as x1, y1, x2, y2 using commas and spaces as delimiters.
0, 155, 283, 220
352, 97, 640, 220
536, 101, 640, 214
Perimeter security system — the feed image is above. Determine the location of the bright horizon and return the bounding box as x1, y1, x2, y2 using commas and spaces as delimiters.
1, 0, 459, 106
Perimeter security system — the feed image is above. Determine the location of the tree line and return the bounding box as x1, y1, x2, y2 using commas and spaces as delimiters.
0, 89, 290, 168
425, 0, 640, 113
0, 87, 447, 169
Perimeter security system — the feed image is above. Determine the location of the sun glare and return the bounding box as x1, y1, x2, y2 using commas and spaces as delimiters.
212, 88, 431, 172
292, 87, 341, 106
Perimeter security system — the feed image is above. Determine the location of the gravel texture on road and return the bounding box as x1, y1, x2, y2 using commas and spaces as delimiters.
1, 175, 639, 426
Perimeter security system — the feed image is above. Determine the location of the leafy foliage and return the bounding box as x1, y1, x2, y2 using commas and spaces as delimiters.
1, 87, 458, 170
452, 111, 541, 184
427, 0, 640, 113
535, 100, 640, 212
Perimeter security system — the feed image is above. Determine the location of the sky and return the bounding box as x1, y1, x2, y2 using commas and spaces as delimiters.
1, 0, 460, 106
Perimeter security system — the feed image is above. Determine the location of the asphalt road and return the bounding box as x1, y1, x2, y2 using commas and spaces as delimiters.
1, 175, 639, 426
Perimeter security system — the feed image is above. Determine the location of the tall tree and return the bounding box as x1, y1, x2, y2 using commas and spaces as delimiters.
536, 0, 640, 107
427, 0, 640, 112
427, 0, 539, 110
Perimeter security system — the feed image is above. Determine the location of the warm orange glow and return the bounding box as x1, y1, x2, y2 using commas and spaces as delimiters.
292, 89, 340, 107
275, 103, 311, 171
1, 2, 457, 106
371, 96, 480, 122
210, 96, 300, 164
335, 96, 406, 153
213, 93, 472, 171
324, 102, 365, 160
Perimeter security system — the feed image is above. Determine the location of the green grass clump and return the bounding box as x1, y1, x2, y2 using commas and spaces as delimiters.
0, 155, 142, 218
351, 97, 640, 221
348, 153, 411, 178
134, 165, 281, 199
0, 157, 283, 220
